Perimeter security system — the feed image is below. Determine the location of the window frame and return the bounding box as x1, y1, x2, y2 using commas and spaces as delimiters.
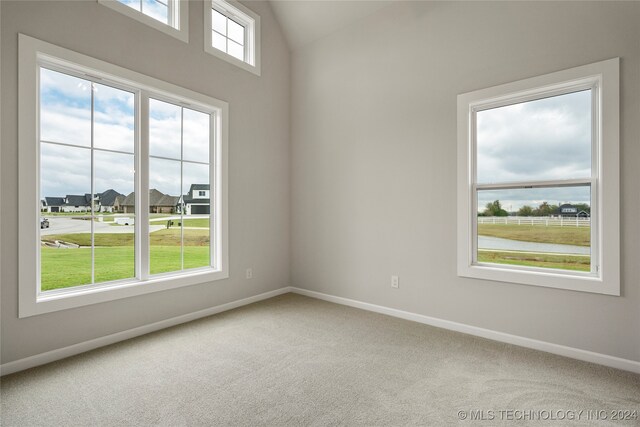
204, 0, 261, 76
18, 34, 229, 317
457, 58, 619, 295
97, 0, 189, 43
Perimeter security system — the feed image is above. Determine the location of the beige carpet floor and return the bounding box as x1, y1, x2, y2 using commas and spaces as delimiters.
1, 293, 639, 426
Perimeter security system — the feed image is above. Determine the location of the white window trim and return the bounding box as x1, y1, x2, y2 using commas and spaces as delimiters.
204, 0, 261, 76
457, 58, 620, 296
18, 34, 229, 317
97, 0, 189, 43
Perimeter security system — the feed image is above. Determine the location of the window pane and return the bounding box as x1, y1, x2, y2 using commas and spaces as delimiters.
40, 143, 92, 291
212, 9, 227, 35
183, 108, 210, 163
228, 40, 244, 61
141, 0, 168, 24
40, 68, 91, 147
94, 83, 135, 153
212, 31, 227, 52
182, 162, 210, 270
150, 98, 182, 159
227, 19, 244, 45
476, 90, 592, 184
94, 151, 135, 282
476, 186, 591, 272
118, 0, 141, 12
149, 157, 182, 275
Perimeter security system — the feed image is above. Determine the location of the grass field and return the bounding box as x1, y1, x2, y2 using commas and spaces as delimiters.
41, 229, 210, 291
478, 250, 590, 272
477, 223, 590, 271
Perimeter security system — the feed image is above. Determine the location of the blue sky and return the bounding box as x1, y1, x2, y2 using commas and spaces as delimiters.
40, 68, 209, 199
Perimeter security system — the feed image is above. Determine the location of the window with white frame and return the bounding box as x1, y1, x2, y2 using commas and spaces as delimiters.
457, 58, 619, 295
204, 0, 261, 76
98, 0, 188, 42
19, 34, 228, 317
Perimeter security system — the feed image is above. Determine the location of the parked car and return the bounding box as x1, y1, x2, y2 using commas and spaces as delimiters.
40, 217, 50, 229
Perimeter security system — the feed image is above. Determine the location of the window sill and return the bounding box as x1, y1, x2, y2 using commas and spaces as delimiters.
20, 269, 229, 318
458, 262, 619, 296
204, 45, 261, 76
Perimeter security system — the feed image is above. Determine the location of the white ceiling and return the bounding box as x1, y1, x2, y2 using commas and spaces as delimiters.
269, 0, 396, 51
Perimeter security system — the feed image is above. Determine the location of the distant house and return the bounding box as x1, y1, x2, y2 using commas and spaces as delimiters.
181, 184, 210, 215
43, 197, 66, 213
122, 189, 179, 214
113, 195, 125, 213
41, 189, 125, 213
97, 189, 125, 213
559, 204, 580, 218
42, 195, 90, 213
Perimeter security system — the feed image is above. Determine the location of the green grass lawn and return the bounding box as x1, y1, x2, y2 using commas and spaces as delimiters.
156, 218, 210, 228
478, 250, 590, 272
41, 229, 210, 291
477, 224, 590, 246
180, 218, 210, 228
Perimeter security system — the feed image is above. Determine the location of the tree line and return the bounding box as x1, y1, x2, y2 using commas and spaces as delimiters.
479, 200, 590, 217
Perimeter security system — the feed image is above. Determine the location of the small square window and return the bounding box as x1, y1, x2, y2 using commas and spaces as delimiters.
205, 0, 261, 76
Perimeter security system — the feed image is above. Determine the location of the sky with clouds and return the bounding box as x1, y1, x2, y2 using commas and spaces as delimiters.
476, 90, 592, 211
40, 68, 210, 201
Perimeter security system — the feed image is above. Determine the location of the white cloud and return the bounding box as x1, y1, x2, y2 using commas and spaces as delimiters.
477, 90, 591, 184
183, 108, 210, 162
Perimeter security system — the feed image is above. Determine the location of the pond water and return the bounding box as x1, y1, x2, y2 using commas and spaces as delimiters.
478, 236, 590, 255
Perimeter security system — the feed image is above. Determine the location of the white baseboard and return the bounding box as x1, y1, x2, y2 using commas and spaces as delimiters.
290, 287, 640, 374
1, 286, 293, 376
4, 286, 639, 376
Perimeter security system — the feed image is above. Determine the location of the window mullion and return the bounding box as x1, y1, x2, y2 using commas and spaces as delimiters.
475, 178, 593, 192
90, 82, 96, 285
180, 107, 184, 271
139, 91, 150, 280
210, 112, 217, 269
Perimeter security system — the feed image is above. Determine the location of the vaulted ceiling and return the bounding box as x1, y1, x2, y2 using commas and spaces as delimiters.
269, 0, 396, 51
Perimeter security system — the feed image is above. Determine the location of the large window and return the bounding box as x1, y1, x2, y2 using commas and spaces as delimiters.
457, 59, 619, 295
98, 0, 188, 42
19, 34, 228, 317
204, 0, 261, 76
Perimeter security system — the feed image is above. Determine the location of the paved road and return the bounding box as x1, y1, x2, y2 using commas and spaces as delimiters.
478, 236, 590, 255
41, 217, 163, 236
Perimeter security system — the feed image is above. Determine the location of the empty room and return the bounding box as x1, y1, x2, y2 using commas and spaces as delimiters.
1, 0, 639, 425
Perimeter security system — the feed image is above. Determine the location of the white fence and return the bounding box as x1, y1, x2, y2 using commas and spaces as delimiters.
477, 216, 591, 227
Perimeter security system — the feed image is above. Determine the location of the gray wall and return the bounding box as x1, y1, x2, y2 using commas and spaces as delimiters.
291, 1, 640, 362
1, 0, 290, 364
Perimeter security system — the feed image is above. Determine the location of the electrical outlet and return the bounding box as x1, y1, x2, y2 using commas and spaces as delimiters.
391, 275, 399, 288
246, 268, 253, 279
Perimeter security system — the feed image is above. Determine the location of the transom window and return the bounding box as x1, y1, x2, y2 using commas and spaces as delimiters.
204, 0, 261, 76
212, 8, 246, 61
19, 35, 228, 317
118, 0, 173, 25
457, 58, 619, 295
98, 0, 188, 42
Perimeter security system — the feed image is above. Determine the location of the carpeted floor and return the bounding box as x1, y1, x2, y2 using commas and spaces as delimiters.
1, 293, 639, 426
